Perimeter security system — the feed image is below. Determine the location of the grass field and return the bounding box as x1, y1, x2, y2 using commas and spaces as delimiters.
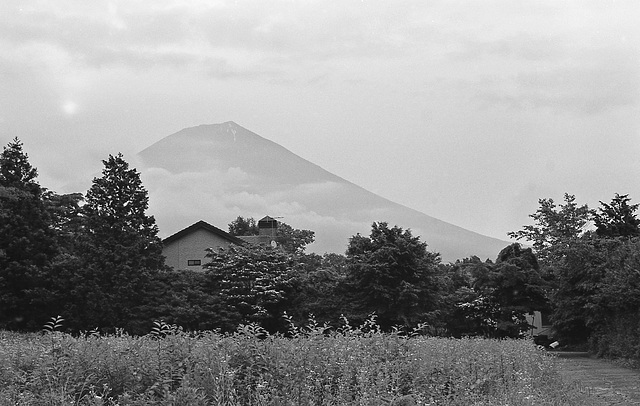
0, 322, 597, 405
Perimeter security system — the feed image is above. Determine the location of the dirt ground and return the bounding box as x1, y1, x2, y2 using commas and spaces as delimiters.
554, 352, 640, 405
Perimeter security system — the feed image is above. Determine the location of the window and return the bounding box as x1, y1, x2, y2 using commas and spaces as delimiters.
187, 259, 201, 266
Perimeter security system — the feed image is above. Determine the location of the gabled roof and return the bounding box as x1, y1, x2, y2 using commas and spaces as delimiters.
258, 215, 278, 229
163, 220, 247, 246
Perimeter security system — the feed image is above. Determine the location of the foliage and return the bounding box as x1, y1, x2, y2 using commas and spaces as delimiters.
203, 245, 297, 332
545, 235, 607, 345
0, 137, 39, 189
82, 153, 163, 266
482, 244, 548, 337
344, 222, 442, 330
444, 245, 549, 338
0, 322, 597, 406
439, 257, 486, 337
140, 268, 227, 332
592, 193, 640, 238
512, 192, 640, 358
228, 216, 259, 236
273, 222, 315, 254
508, 193, 590, 264
586, 237, 640, 359
287, 259, 348, 327
71, 154, 165, 333
37, 192, 86, 325
0, 138, 58, 330
42, 315, 65, 334
43, 191, 84, 253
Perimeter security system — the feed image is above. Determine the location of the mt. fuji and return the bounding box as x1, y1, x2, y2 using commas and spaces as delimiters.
137, 122, 509, 261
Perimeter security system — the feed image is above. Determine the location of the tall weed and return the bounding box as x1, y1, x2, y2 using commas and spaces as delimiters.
0, 317, 598, 406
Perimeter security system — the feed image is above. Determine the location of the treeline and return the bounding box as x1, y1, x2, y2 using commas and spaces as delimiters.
0, 139, 163, 333
509, 193, 640, 360
1, 139, 639, 361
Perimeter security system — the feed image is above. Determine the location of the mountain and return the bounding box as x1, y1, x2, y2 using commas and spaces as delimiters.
137, 121, 509, 262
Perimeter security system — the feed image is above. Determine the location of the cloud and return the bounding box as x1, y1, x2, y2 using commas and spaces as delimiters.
0, 1, 448, 82
473, 59, 639, 114
5, 0, 637, 107
138, 164, 389, 253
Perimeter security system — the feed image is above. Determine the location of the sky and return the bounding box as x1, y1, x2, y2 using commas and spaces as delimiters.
1, 0, 639, 242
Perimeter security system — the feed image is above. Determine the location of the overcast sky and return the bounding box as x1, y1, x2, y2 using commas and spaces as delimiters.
1, 0, 639, 242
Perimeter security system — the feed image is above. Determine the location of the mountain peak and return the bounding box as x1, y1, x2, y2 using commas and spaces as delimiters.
139, 121, 335, 183
221, 121, 241, 141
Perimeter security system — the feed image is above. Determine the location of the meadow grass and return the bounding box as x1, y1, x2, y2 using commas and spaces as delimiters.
0, 323, 597, 406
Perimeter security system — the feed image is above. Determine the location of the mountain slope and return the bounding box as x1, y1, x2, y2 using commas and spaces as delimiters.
137, 121, 509, 261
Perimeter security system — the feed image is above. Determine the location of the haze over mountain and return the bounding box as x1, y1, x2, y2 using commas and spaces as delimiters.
137, 122, 509, 262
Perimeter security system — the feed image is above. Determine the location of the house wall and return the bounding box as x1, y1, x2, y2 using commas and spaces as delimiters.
163, 229, 235, 270
525, 311, 552, 338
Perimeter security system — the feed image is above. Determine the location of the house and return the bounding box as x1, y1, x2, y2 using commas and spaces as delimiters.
162, 220, 246, 270
162, 216, 280, 270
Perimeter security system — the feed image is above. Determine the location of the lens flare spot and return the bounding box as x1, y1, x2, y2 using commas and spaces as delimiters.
62, 100, 78, 115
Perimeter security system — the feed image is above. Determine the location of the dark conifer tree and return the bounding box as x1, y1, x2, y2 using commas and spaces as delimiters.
0, 138, 57, 329
72, 153, 164, 333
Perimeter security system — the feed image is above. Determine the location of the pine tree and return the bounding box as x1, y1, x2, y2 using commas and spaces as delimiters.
0, 138, 57, 329
0, 138, 38, 190
74, 153, 164, 333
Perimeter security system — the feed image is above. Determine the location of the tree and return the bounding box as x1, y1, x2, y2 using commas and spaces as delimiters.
274, 222, 315, 254
344, 222, 442, 330
140, 268, 227, 332
287, 253, 349, 326
509, 194, 594, 344
546, 230, 640, 352
440, 257, 493, 337
549, 235, 612, 345
83, 154, 162, 258
43, 191, 84, 253
447, 246, 549, 338
72, 153, 164, 333
508, 193, 590, 264
0, 138, 57, 329
0, 137, 39, 190
513, 192, 640, 350
591, 238, 640, 358
482, 244, 548, 337
228, 216, 259, 236
203, 244, 297, 332
592, 193, 640, 238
